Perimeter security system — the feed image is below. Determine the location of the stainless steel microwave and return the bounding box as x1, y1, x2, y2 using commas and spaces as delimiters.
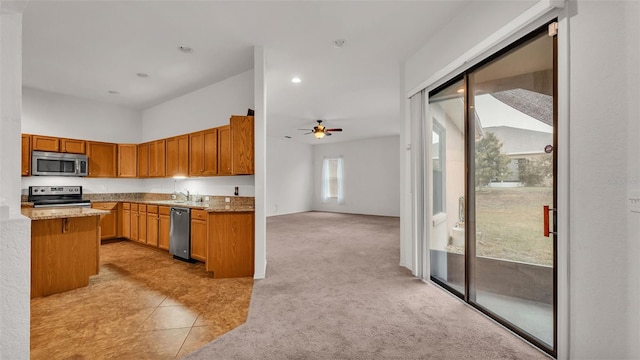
31, 151, 89, 176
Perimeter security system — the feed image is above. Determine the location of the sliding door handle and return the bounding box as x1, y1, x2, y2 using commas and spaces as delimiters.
543, 205, 556, 237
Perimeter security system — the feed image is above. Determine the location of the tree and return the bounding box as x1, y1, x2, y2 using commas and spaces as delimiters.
475, 132, 511, 188
518, 156, 552, 187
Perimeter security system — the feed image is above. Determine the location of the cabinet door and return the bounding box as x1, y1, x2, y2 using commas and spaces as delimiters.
86, 141, 117, 177
21, 134, 31, 176
131, 204, 139, 241
149, 140, 166, 177
60, 138, 86, 154
122, 207, 131, 240
207, 212, 254, 278
158, 207, 170, 250
230, 116, 254, 175
203, 128, 218, 176
118, 144, 137, 178
190, 209, 207, 262
147, 212, 159, 247
137, 143, 149, 178
138, 205, 147, 244
217, 125, 231, 175
31, 135, 60, 152
166, 135, 188, 177
188, 131, 204, 176
92, 202, 118, 240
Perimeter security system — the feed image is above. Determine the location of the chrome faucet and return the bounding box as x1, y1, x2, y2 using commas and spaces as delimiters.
180, 189, 190, 201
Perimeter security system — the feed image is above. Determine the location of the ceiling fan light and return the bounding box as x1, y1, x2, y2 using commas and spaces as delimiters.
314, 131, 325, 139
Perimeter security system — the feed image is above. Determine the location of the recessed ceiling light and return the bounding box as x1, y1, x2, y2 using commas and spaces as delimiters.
136, 72, 150, 78
333, 39, 345, 48
291, 77, 302, 84
107, 90, 120, 95
177, 45, 193, 53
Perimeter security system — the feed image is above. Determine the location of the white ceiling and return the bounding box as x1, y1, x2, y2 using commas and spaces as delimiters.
21, 1, 471, 144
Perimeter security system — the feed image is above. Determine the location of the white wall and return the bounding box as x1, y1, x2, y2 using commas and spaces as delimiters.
567, 1, 639, 358
313, 136, 400, 217
141, 70, 253, 141
266, 137, 313, 216
22, 87, 142, 143
0, 7, 30, 360
403, 0, 640, 358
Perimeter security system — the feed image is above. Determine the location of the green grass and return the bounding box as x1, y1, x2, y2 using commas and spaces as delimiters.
450, 187, 554, 266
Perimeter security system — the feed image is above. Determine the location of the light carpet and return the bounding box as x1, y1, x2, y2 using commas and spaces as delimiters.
185, 211, 547, 359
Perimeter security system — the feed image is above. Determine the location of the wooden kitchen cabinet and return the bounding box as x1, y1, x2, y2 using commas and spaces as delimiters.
118, 144, 137, 178
86, 141, 117, 177
137, 143, 149, 178
22, 134, 31, 176
147, 205, 159, 247
131, 203, 139, 241
230, 115, 254, 175
60, 138, 86, 154
189, 128, 218, 176
206, 212, 254, 278
190, 209, 207, 262
149, 139, 166, 177
138, 204, 147, 244
31, 135, 60, 152
158, 206, 171, 250
92, 202, 118, 240
217, 125, 231, 175
122, 203, 131, 240
166, 135, 189, 177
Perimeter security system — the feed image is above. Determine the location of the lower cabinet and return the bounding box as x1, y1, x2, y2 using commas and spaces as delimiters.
92, 202, 118, 240
158, 206, 170, 250
122, 203, 131, 240
131, 203, 139, 241
190, 209, 207, 262
138, 204, 147, 244
206, 212, 254, 278
147, 205, 159, 247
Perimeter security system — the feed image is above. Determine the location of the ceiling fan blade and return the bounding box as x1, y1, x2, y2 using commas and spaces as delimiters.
297, 128, 312, 131
325, 132, 332, 136
303, 131, 312, 135
325, 128, 342, 132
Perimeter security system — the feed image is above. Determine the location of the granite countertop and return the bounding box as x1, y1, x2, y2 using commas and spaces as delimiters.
22, 207, 109, 220
91, 199, 254, 213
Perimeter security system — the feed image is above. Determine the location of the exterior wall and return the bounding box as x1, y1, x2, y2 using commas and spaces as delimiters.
313, 136, 400, 217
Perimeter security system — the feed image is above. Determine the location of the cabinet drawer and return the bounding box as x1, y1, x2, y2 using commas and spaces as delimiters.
147, 205, 158, 214
191, 209, 207, 221
139, 204, 147, 212
159, 206, 170, 215
92, 202, 117, 210
132, 203, 139, 211
123, 203, 131, 210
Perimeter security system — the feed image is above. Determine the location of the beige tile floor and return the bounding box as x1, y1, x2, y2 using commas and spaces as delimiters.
30, 240, 253, 359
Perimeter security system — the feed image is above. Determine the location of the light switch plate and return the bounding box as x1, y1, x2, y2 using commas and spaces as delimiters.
225, 197, 230, 203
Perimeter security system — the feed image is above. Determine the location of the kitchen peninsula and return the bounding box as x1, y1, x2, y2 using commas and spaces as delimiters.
22, 207, 108, 298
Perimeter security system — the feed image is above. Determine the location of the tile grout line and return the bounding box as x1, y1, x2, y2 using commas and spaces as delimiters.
174, 312, 202, 359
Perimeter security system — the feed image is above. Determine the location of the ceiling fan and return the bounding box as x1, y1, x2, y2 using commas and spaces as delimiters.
299, 120, 343, 139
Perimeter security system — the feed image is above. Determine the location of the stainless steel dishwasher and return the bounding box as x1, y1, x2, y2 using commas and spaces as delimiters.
169, 207, 192, 262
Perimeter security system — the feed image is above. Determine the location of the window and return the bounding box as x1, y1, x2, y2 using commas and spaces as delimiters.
322, 157, 344, 204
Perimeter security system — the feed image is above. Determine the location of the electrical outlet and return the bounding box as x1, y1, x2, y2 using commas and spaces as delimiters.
225, 197, 231, 203
171, 194, 177, 200
204, 196, 210, 201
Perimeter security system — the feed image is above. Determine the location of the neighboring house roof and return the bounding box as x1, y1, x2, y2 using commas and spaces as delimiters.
492, 88, 553, 126
475, 93, 553, 134
484, 126, 553, 155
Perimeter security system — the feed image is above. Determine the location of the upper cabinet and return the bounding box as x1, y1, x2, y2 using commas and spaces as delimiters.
32, 135, 86, 154
118, 144, 137, 178
189, 128, 218, 177
31, 135, 60, 152
21, 114, 254, 179
60, 138, 86, 154
137, 143, 149, 178
22, 134, 31, 176
230, 115, 254, 175
149, 139, 166, 178
217, 125, 232, 176
86, 141, 117, 177
166, 135, 189, 177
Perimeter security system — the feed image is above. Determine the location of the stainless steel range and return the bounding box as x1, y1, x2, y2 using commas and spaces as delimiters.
28, 186, 91, 208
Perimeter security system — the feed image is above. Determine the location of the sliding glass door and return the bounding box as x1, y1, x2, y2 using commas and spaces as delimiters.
428, 24, 557, 356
